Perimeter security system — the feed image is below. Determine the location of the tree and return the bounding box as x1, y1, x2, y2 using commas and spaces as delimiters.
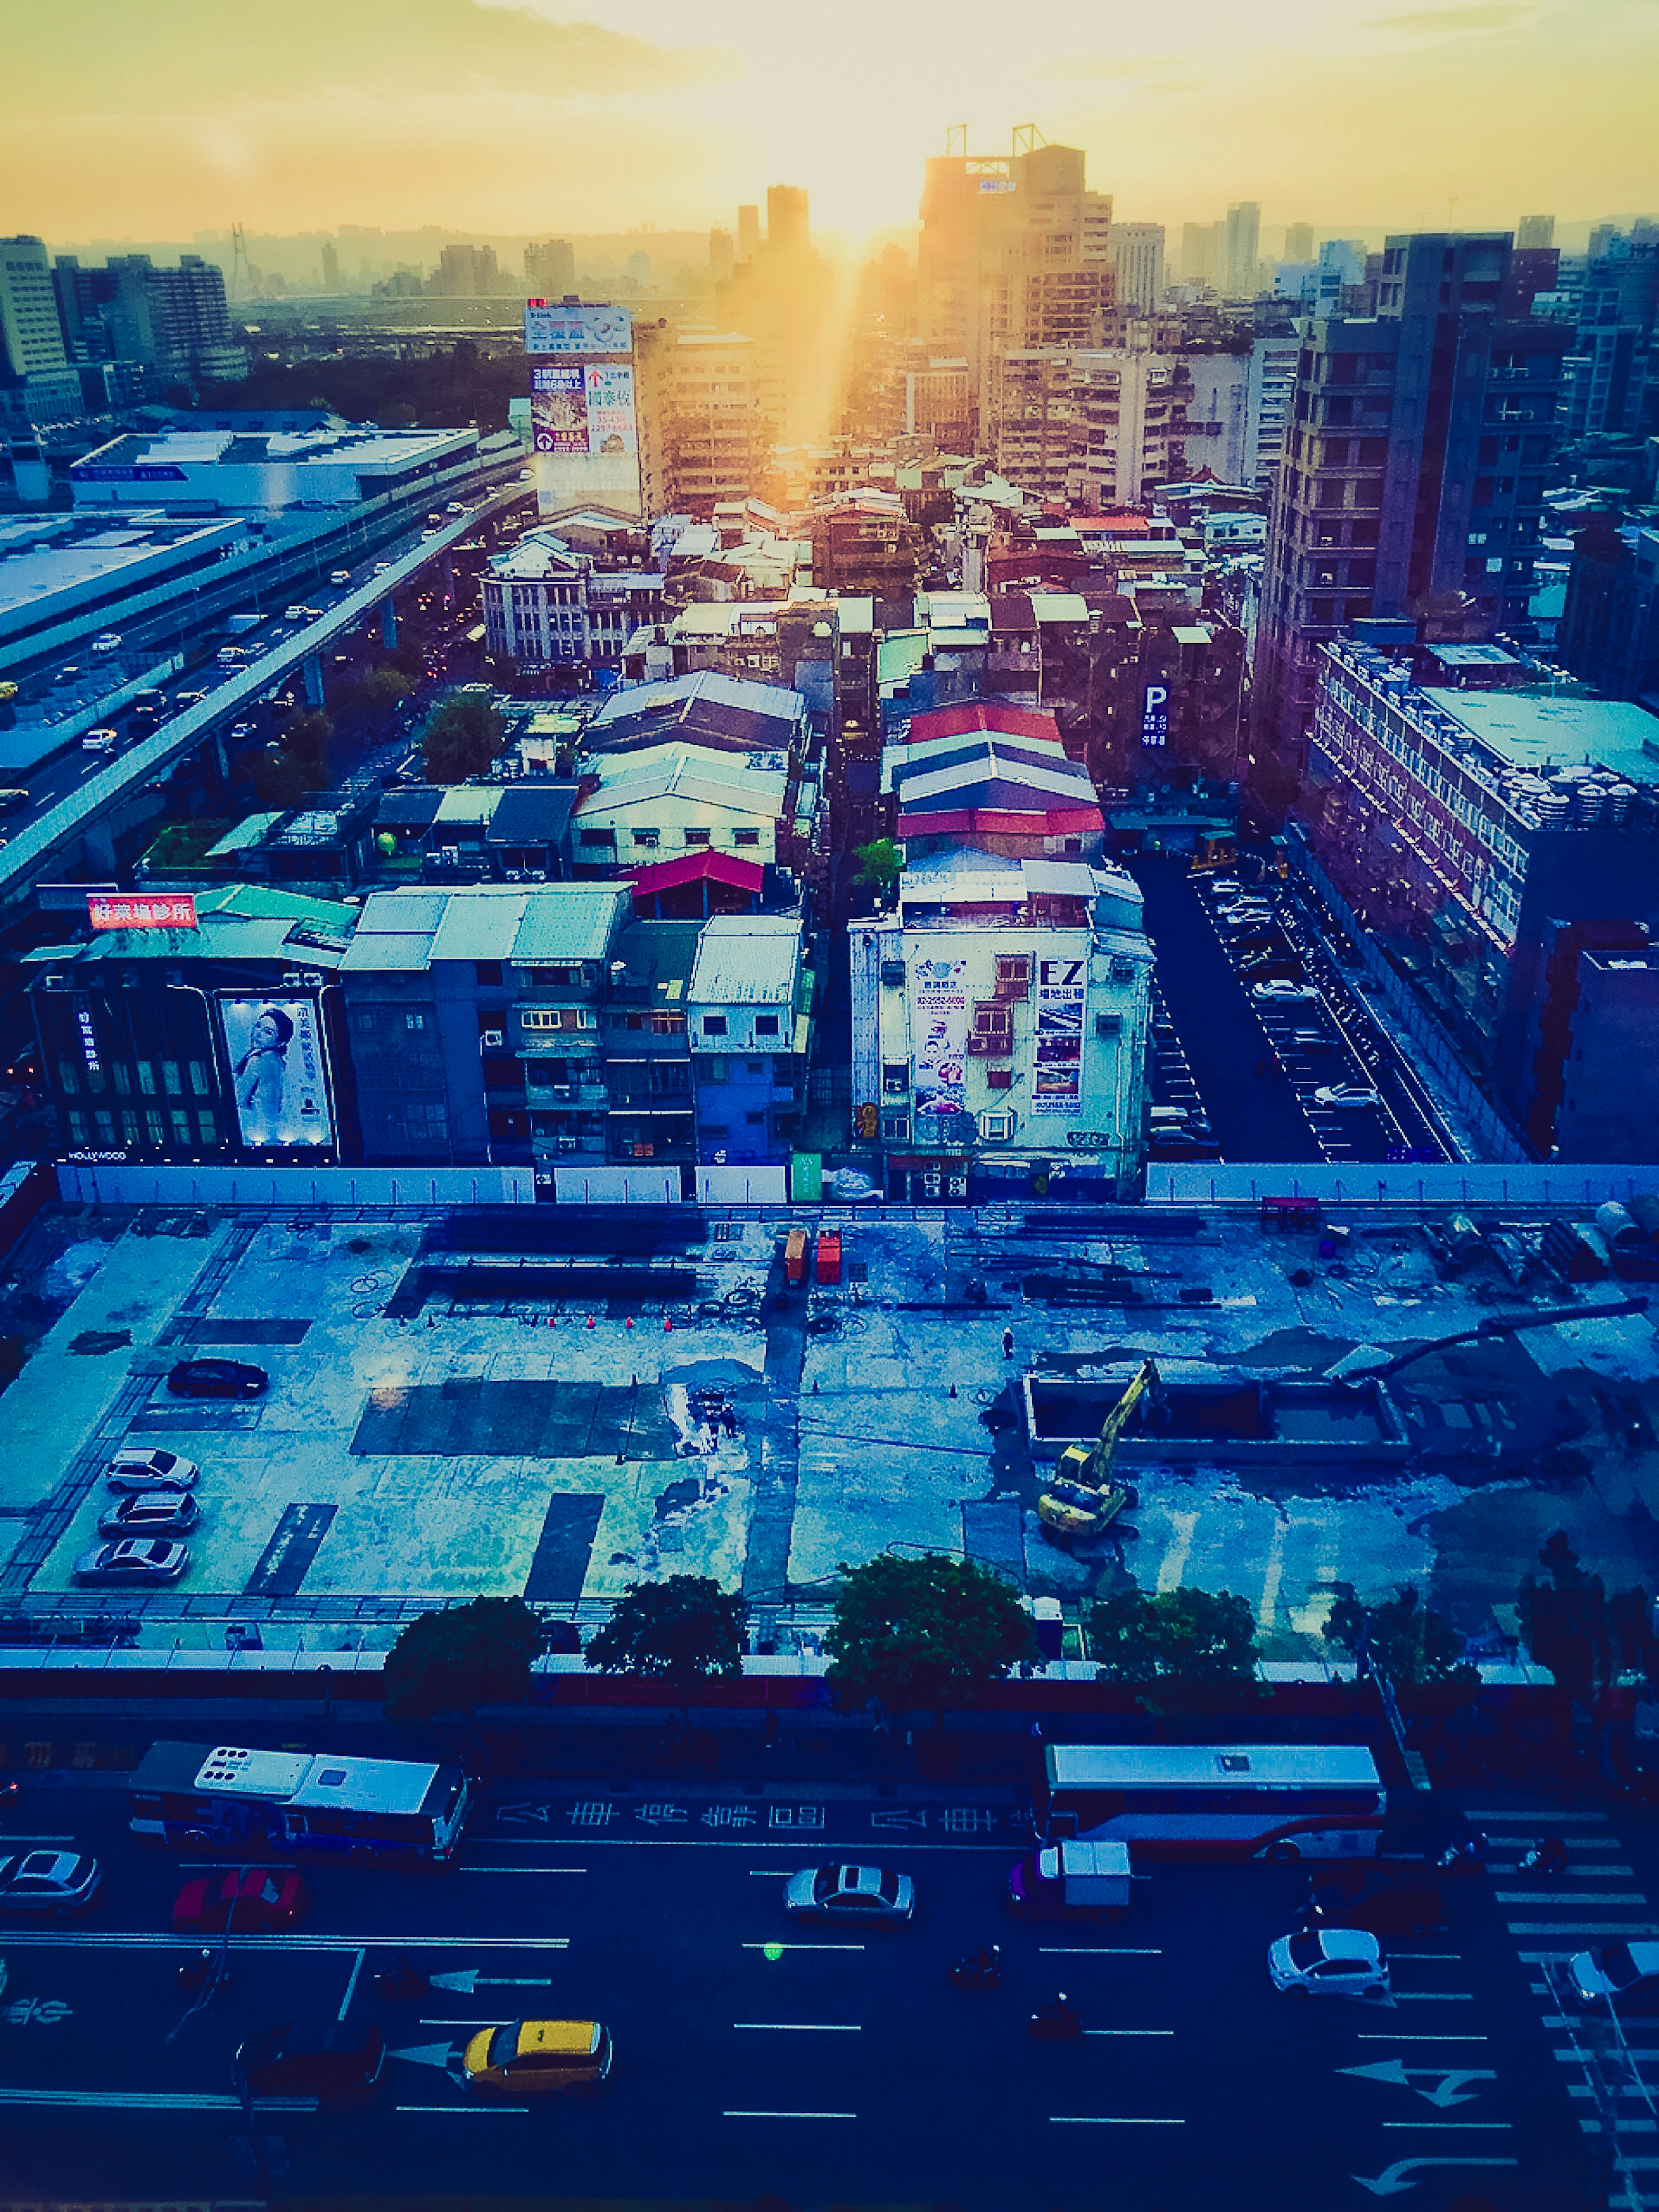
253, 709, 332, 808
1088, 1586, 1259, 1683
352, 664, 413, 715
1323, 1582, 1474, 1688
383, 1596, 547, 1720
422, 691, 506, 784
1514, 1531, 1656, 1704
823, 1554, 1037, 1716
853, 838, 903, 897
584, 1573, 745, 1682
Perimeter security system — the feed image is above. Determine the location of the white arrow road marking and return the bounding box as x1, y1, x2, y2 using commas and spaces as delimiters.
1339, 2060, 1496, 2106
1353, 2158, 1518, 2197
425, 1970, 555, 1993
388, 2044, 461, 2070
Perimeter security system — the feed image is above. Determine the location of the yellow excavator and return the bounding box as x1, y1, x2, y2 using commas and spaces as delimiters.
1037, 1357, 1160, 1544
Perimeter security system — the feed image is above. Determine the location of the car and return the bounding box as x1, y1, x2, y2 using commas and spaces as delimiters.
99, 1490, 198, 1537
1313, 1084, 1383, 1110
80, 728, 120, 754
785, 1863, 914, 1923
166, 1358, 268, 1398
106, 1448, 200, 1492
284, 604, 308, 620
236, 2021, 385, 2106
461, 2019, 612, 2100
1252, 980, 1320, 1004
1268, 1925, 1390, 1999
229, 722, 257, 739
330, 569, 353, 585
372, 562, 391, 576
73, 1537, 190, 1586
89, 632, 124, 654
1566, 1941, 1659, 2011
53, 664, 83, 686
1220, 904, 1274, 926
173, 1867, 308, 1936
445, 502, 467, 514
0, 1850, 101, 1918
174, 689, 209, 708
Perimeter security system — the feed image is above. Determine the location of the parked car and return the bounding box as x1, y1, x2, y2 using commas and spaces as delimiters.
166, 1358, 268, 1398
1252, 980, 1320, 1004
73, 1538, 190, 1586
106, 1448, 200, 1492
461, 2020, 612, 2099
99, 1490, 198, 1537
785, 1864, 914, 1923
0, 1850, 101, 1917
236, 2021, 385, 2106
1566, 1941, 1659, 2012
173, 1868, 308, 1936
1268, 1926, 1390, 1999
1313, 1084, 1383, 1110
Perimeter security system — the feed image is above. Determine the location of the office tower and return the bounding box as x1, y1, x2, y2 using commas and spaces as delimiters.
918, 128, 1114, 435
737, 206, 760, 263
1225, 201, 1261, 294
1253, 232, 1571, 766
766, 186, 810, 256
1112, 224, 1165, 314
1558, 231, 1659, 442
1516, 214, 1555, 251
1180, 222, 1224, 290
1, 236, 71, 377
321, 242, 342, 294
525, 239, 576, 297
709, 229, 735, 283
1284, 222, 1315, 264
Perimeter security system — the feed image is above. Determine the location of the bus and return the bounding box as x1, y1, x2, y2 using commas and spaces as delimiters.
1036, 1743, 1386, 1863
128, 1741, 470, 1868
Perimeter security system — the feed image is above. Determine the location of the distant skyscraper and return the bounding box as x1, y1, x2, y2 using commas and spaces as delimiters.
438, 243, 498, 296
1180, 221, 1224, 290
524, 239, 575, 297
709, 229, 735, 283
1224, 201, 1261, 294
766, 186, 810, 255
1284, 222, 1315, 264
737, 206, 761, 263
320, 241, 342, 294
1558, 231, 1659, 442
1112, 224, 1165, 313
0, 236, 70, 377
1516, 214, 1555, 250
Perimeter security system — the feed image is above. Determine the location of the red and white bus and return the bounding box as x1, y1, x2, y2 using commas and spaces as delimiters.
129, 1742, 470, 1868
1036, 1743, 1386, 1862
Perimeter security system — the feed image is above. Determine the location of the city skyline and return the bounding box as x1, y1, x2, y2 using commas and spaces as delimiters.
2, 0, 1654, 245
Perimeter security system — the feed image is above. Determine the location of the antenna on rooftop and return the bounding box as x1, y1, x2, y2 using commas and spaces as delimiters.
945, 124, 967, 159
229, 222, 253, 300
1012, 124, 1046, 159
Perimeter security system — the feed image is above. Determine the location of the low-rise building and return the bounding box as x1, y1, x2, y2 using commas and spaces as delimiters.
882, 701, 1103, 857
687, 915, 811, 1166
479, 524, 664, 672
571, 742, 793, 877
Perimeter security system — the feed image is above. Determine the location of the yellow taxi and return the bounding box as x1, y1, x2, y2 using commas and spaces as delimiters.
461, 2019, 612, 2099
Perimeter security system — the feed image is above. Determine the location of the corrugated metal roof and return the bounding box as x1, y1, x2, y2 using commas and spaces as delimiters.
511, 885, 629, 964
688, 916, 801, 1006
427, 890, 527, 964
206, 812, 283, 856
356, 888, 448, 933
341, 930, 435, 973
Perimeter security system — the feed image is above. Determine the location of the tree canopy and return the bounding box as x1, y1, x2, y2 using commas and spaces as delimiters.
1088, 1586, 1260, 1683
1323, 1582, 1474, 1688
422, 691, 507, 785
1518, 1530, 1654, 1705
583, 1574, 746, 1681
383, 1595, 547, 1720
824, 1554, 1037, 1714
853, 837, 903, 895
252, 708, 333, 810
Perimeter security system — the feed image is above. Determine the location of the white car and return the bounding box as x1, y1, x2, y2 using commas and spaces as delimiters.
1252, 980, 1320, 1004
105, 1448, 200, 1493
785, 1864, 914, 1924
1566, 1941, 1659, 2011
1268, 1926, 1390, 1999
1313, 1084, 1382, 1110
80, 728, 120, 754
89, 632, 124, 655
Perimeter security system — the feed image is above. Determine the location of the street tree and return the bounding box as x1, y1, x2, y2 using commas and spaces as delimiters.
584, 1574, 746, 1683
1089, 1586, 1259, 1683
853, 837, 903, 897
1516, 1531, 1654, 1704
823, 1554, 1037, 1717
253, 709, 332, 809
1323, 1582, 1474, 1687
383, 1595, 547, 1720
422, 691, 506, 784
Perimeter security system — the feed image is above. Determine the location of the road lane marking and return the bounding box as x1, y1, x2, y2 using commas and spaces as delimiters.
724, 2109, 857, 2120
1082, 2028, 1174, 2037
1390, 1953, 1462, 1961
748, 1870, 791, 1877
741, 1942, 863, 1952
1507, 1923, 1659, 1937
1492, 1865, 1635, 1877
733, 2023, 861, 2032
0, 2088, 307, 2111
1382, 2122, 1512, 2131
1394, 1993, 1475, 2002
0, 1836, 74, 1845
0, 1933, 571, 1950
1495, 1892, 1648, 1905
418, 2019, 505, 2027
397, 2104, 526, 2115
1050, 2116, 1185, 2126
1358, 2034, 1487, 2043
1466, 1810, 1608, 1821
1039, 1947, 1163, 1956
337, 1946, 365, 2023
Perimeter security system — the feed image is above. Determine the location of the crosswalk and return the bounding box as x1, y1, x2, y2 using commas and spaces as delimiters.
1471, 1807, 1659, 2205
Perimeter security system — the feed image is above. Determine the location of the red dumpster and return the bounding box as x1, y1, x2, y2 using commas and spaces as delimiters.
785, 1227, 808, 1286
814, 1231, 842, 1286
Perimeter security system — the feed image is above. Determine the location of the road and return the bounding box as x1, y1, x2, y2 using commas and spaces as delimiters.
0, 1779, 1596, 2209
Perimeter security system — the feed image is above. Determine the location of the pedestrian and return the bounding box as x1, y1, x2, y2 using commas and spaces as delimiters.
1002, 1327, 1015, 1361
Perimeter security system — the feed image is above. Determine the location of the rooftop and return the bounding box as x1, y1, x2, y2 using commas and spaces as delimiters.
1422, 687, 1659, 787
586, 669, 807, 755
27, 881, 359, 967
342, 882, 629, 973
578, 742, 789, 819
688, 914, 802, 1006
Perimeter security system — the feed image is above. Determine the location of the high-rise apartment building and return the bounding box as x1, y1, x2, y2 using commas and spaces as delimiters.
321, 242, 342, 294
437, 243, 499, 296
661, 331, 771, 514
1225, 202, 1261, 294
1284, 223, 1315, 264
525, 239, 576, 297
709, 229, 735, 284
1179, 334, 1300, 490
1180, 222, 1224, 290
1516, 214, 1555, 251
0, 235, 83, 430
918, 130, 1114, 435
737, 206, 761, 263
1253, 232, 1571, 766
1112, 225, 1166, 314
1557, 232, 1659, 444
1066, 347, 1189, 509
766, 187, 810, 255
53, 251, 246, 385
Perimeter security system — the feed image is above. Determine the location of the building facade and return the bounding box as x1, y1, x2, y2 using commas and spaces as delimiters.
687, 915, 809, 1166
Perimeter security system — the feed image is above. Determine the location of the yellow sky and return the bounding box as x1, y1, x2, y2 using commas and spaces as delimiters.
3, 0, 1654, 246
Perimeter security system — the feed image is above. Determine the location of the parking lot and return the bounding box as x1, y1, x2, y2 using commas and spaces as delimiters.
0, 1773, 1609, 2209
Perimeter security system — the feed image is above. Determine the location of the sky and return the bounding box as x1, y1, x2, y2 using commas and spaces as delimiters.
3, 0, 1655, 250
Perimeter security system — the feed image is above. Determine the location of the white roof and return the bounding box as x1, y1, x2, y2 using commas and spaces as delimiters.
289, 1753, 440, 1817
689, 915, 801, 1006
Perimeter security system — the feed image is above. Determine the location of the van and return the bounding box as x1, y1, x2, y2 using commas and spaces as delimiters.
81, 728, 120, 754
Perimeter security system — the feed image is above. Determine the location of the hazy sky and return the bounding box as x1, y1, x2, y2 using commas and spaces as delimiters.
4, 0, 1655, 246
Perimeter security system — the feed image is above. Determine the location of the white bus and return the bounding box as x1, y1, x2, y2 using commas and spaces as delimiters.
129, 1741, 470, 1868
1036, 1743, 1386, 1862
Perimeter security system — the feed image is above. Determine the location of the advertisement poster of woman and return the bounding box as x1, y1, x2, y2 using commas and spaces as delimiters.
219, 998, 334, 1149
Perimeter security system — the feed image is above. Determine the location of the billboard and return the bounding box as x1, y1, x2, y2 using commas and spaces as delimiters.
1029, 955, 1087, 1119
219, 997, 334, 1151
912, 957, 969, 1123
530, 363, 637, 456
88, 891, 197, 931
523, 303, 632, 356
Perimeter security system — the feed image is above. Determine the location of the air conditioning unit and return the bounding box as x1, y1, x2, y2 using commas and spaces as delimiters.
481, 1029, 505, 1049
879, 960, 906, 987
531, 870, 547, 882
505, 870, 523, 882
556, 1135, 578, 1152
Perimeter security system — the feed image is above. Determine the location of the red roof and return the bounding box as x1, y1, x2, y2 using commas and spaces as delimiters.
902, 701, 1062, 748
896, 805, 1103, 838
624, 851, 764, 896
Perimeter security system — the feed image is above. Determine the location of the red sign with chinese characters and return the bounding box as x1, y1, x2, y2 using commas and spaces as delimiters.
86, 893, 198, 932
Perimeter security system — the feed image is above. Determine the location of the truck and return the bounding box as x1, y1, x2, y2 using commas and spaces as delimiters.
1009, 1839, 1131, 1921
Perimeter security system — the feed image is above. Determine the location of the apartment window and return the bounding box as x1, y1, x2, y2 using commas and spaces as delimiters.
744, 1110, 767, 1126
188, 1060, 210, 1095
685, 828, 712, 847
702, 1014, 728, 1038
57, 1060, 78, 1098
701, 1123, 730, 1139
112, 1062, 131, 1097
732, 828, 760, 847
119, 1110, 140, 1145
650, 1010, 686, 1036
169, 1109, 191, 1146
161, 1060, 181, 1096
754, 1014, 780, 1038
136, 1059, 156, 1095
197, 1111, 217, 1146
66, 1111, 87, 1145
523, 1010, 558, 1031
531, 967, 575, 987
143, 1110, 164, 1146
632, 829, 660, 848
475, 962, 504, 986
880, 1113, 909, 1143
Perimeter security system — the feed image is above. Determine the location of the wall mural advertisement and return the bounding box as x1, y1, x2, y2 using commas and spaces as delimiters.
530, 363, 637, 455
219, 997, 334, 1150
912, 958, 969, 1124
1030, 955, 1087, 1117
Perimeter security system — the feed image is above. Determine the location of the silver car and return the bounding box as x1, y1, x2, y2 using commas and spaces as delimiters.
0, 1850, 102, 1917
784, 1863, 914, 1924
99, 1491, 199, 1538
73, 1538, 190, 1586
106, 1448, 200, 1493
